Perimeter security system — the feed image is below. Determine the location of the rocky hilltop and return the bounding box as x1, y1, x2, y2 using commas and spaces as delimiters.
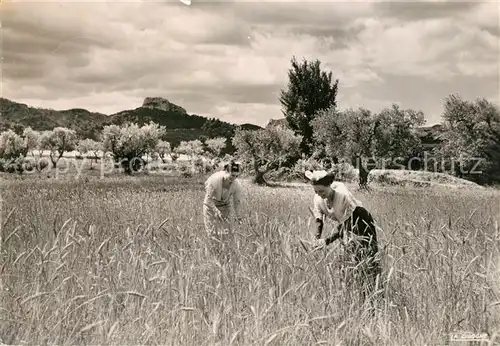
142, 97, 187, 114
266, 118, 288, 129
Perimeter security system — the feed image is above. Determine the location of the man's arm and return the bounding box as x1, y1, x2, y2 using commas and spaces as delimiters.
203, 177, 222, 219
312, 196, 324, 239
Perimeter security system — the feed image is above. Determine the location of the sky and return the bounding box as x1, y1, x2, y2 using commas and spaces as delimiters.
1, 0, 499, 127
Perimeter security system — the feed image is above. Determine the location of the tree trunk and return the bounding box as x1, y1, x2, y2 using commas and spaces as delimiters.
358, 165, 370, 189
121, 158, 133, 175
353, 156, 372, 190
132, 157, 145, 172
254, 170, 267, 185
253, 159, 267, 185
50, 154, 57, 168
123, 164, 133, 175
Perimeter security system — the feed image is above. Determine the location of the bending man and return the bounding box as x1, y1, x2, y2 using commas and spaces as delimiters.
203, 160, 243, 236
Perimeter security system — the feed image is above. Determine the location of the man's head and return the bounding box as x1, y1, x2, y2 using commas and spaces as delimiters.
224, 160, 241, 183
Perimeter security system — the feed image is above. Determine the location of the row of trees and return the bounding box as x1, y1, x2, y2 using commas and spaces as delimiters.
232, 103, 428, 186
0, 127, 78, 173
0, 123, 229, 174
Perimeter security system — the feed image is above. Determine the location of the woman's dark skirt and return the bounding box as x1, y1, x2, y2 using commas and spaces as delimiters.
336, 206, 382, 302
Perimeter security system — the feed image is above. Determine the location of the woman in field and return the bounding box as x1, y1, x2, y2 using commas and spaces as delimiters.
302, 169, 381, 300
203, 160, 243, 236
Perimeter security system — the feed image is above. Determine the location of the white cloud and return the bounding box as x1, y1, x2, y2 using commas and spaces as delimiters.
459, 2, 500, 29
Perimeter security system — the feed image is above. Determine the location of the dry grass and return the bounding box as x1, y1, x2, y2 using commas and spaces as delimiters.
1, 174, 499, 345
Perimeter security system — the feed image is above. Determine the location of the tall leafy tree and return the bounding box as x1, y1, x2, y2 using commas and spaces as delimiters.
279, 56, 339, 156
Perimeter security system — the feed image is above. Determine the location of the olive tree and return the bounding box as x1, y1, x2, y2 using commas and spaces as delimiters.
232, 126, 302, 185
312, 104, 425, 188
77, 138, 103, 169
102, 121, 167, 174
438, 94, 500, 184
38, 127, 78, 168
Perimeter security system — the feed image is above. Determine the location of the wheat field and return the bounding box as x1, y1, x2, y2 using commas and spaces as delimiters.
1, 174, 499, 345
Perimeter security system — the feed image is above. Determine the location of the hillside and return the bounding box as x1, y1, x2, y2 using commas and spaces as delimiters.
0, 97, 262, 147
0, 98, 109, 140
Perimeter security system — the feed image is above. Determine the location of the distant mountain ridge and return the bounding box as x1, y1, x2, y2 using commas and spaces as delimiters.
0, 97, 262, 148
